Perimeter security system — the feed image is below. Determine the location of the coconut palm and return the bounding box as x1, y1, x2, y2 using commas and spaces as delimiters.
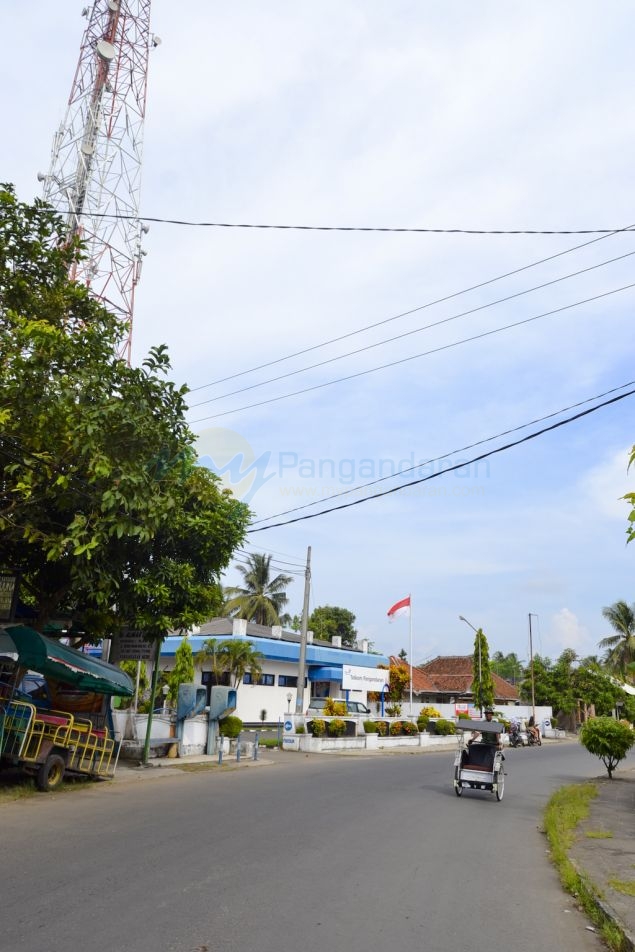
195, 637, 263, 688
224, 553, 293, 625
599, 601, 635, 680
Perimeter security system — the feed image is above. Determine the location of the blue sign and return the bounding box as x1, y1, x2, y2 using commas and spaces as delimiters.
284, 720, 293, 732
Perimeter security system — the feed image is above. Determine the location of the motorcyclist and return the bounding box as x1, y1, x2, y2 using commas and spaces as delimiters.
527, 715, 541, 744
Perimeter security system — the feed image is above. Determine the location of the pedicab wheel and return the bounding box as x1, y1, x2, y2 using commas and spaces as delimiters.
454, 767, 463, 796
494, 767, 505, 801
36, 754, 65, 792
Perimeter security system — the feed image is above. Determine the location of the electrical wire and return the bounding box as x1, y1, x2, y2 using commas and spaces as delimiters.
188, 250, 635, 408
249, 380, 635, 524
190, 281, 635, 423
190, 225, 635, 393
84, 210, 635, 235
247, 386, 635, 532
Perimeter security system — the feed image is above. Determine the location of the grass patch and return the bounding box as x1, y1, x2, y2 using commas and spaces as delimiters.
585, 830, 614, 839
544, 783, 629, 952
608, 879, 635, 897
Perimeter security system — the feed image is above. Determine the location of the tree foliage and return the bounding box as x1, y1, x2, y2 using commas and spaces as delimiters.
625, 444, 635, 544
224, 553, 292, 626
598, 600, 635, 681
168, 639, 195, 704
472, 628, 495, 713
490, 651, 524, 684
0, 186, 249, 640
195, 637, 263, 688
308, 605, 357, 646
521, 650, 631, 719
579, 716, 635, 779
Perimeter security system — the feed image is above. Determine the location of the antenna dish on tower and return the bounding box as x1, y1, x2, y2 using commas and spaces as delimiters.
96, 39, 115, 61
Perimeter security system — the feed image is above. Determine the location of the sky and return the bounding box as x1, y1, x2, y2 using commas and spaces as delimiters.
2, 2, 634, 666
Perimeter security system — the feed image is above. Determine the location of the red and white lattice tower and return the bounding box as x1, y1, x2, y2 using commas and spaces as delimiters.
39, 1, 155, 363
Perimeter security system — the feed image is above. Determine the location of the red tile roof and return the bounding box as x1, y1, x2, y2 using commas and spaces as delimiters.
389, 655, 519, 702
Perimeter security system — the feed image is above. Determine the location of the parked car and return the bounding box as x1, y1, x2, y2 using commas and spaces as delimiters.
306, 698, 371, 716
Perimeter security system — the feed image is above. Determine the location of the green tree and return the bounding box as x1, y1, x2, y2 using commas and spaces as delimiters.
625, 445, 635, 544
308, 605, 358, 647
0, 186, 249, 641
491, 651, 524, 684
599, 601, 635, 681
167, 639, 195, 704
398, 648, 408, 661
224, 553, 292, 625
579, 716, 635, 779
472, 628, 495, 714
195, 637, 263, 688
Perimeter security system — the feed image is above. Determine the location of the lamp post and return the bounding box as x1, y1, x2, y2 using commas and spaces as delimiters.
459, 615, 482, 716
286, 692, 293, 714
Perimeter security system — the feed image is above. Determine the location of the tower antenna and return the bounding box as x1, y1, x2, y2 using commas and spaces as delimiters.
39, 1, 156, 363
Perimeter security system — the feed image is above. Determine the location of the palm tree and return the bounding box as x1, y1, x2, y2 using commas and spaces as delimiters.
599, 601, 635, 681
224, 553, 293, 625
195, 637, 263, 688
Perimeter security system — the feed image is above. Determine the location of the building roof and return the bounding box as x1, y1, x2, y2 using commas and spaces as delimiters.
390, 654, 519, 702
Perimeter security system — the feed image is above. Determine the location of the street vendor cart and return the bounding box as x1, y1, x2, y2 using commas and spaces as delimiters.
0, 625, 133, 791
453, 718, 505, 801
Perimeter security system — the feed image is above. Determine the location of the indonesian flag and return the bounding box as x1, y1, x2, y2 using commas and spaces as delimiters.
387, 596, 411, 620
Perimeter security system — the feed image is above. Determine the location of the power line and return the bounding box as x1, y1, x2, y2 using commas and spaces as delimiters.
190, 281, 635, 423
84, 210, 635, 235
248, 387, 635, 532
190, 225, 634, 393
189, 250, 635, 408
249, 380, 635, 525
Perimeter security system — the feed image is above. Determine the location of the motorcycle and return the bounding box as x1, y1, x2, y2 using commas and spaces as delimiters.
508, 725, 525, 748
527, 727, 542, 746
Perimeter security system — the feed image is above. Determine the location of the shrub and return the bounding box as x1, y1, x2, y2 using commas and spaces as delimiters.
457, 711, 471, 720
259, 738, 281, 749
417, 715, 429, 732
363, 720, 378, 733
324, 698, 346, 716
328, 718, 346, 737
309, 718, 326, 737
580, 716, 635, 779
374, 720, 388, 736
402, 720, 418, 735
295, 725, 306, 734
434, 718, 456, 735
386, 703, 402, 717
219, 715, 242, 738
419, 705, 441, 718
390, 721, 403, 735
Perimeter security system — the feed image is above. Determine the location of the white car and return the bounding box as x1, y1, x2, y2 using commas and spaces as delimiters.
306, 698, 371, 717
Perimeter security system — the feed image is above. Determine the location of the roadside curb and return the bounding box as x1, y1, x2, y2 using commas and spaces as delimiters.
569, 856, 635, 952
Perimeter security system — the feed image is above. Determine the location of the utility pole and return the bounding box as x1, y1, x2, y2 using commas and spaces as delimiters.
529, 613, 537, 725
294, 546, 311, 720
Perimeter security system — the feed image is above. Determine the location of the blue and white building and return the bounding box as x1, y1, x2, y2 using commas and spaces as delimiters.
157, 618, 389, 724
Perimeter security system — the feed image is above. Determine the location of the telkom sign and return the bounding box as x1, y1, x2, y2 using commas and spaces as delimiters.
341, 665, 389, 692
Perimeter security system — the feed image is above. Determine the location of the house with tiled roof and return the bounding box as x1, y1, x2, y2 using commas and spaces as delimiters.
389, 655, 519, 707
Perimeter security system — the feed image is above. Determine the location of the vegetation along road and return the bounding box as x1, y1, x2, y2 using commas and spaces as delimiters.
0, 743, 609, 952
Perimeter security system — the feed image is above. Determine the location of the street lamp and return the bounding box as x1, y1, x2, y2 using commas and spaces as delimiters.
286, 692, 293, 714
459, 615, 482, 716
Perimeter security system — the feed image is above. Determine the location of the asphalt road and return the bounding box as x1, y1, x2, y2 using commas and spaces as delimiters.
0, 743, 608, 952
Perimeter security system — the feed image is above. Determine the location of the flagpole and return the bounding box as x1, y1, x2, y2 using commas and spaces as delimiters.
409, 593, 413, 716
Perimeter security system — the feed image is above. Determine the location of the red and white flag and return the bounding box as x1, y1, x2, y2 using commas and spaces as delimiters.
387, 596, 411, 621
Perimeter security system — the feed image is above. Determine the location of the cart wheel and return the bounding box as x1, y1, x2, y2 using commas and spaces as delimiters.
454, 766, 463, 796
495, 768, 505, 801
36, 754, 65, 792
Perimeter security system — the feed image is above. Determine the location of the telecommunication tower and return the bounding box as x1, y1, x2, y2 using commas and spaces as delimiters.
39, 1, 157, 363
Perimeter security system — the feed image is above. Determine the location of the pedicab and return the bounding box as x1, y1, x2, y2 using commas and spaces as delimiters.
452, 717, 505, 801
0, 625, 134, 791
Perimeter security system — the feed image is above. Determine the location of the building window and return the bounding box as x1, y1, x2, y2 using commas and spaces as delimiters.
278, 675, 298, 687
201, 671, 230, 686
244, 672, 275, 686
